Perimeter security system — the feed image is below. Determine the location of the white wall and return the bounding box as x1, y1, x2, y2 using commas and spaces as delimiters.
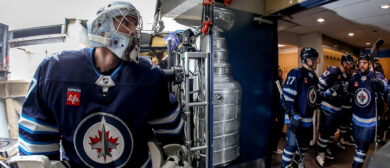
8, 21, 89, 81
299, 33, 324, 75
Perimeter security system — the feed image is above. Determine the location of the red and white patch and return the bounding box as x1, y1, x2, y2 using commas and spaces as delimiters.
67, 88, 81, 106
304, 78, 308, 84
354, 82, 358, 87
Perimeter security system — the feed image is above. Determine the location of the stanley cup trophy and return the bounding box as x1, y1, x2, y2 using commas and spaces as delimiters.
212, 7, 242, 166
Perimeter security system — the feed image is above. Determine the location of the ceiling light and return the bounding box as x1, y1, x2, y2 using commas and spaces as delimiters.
381, 4, 390, 9
317, 18, 325, 23
278, 44, 286, 47
366, 42, 371, 45
348, 33, 354, 37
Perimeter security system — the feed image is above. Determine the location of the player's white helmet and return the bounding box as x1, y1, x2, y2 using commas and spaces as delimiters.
87, 1, 142, 62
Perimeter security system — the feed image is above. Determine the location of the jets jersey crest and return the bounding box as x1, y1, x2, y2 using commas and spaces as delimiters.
307, 86, 317, 107
354, 88, 371, 108
74, 112, 133, 167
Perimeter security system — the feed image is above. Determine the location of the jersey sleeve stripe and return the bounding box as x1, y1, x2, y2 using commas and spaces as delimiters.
19, 124, 59, 135
148, 105, 180, 125
282, 88, 297, 96
25, 78, 37, 98
321, 101, 342, 113
318, 84, 324, 90
319, 78, 327, 86
19, 114, 59, 133
154, 118, 184, 135
18, 135, 58, 145
18, 137, 59, 154
341, 105, 352, 109
19, 146, 59, 156
283, 95, 294, 102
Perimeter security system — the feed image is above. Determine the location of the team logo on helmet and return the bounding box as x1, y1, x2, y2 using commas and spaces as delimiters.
74, 112, 133, 167
355, 88, 371, 108
307, 86, 317, 107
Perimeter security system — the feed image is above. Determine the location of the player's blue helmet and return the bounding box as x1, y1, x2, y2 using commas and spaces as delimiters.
341, 54, 354, 65
300, 47, 319, 63
358, 53, 370, 62
87, 1, 142, 63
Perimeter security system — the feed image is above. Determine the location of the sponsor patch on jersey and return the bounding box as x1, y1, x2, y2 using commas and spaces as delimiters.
354, 82, 358, 87
74, 112, 133, 167
355, 88, 371, 108
67, 88, 81, 106
307, 86, 317, 107
338, 75, 341, 80
304, 78, 308, 84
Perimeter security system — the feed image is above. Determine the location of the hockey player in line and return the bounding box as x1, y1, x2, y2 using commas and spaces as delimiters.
314, 54, 355, 167
348, 54, 388, 168
281, 48, 320, 168
17, 1, 184, 167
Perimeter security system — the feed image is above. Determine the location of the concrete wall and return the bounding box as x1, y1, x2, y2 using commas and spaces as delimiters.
0, 81, 30, 138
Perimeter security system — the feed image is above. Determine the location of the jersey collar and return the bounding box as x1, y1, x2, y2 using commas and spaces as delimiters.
89, 48, 123, 78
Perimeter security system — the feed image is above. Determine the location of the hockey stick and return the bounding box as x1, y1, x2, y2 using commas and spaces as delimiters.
275, 80, 305, 168
369, 38, 384, 152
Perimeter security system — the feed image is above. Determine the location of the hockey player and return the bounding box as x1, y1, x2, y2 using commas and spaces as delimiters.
349, 54, 388, 168
18, 1, 184, 167
315, 54, 355, 167
281, 48, 320, 168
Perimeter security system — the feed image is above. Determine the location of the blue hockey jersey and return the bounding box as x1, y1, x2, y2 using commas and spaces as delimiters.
283, 67, 319, 127
318, 66, 351, 113
349, 70, 388, 127
18, 48, 184, 167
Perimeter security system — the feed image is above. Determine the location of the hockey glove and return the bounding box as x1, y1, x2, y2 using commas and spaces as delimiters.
289, 114, 301, 133
370, 79, 385, 92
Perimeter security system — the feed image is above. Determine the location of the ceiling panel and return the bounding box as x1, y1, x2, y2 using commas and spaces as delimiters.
279, 0, 390, 48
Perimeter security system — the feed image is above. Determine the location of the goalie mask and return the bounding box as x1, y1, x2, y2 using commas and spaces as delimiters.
87, 1, 142, 62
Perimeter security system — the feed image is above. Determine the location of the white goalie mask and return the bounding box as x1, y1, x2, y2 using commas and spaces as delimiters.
87, 1, 143, 62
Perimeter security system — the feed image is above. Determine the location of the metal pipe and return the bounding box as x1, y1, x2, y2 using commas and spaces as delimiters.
191, 146, 207, 151
185, 52, 208, 59
184, 53, 192, 166
189, 102, 207, 107
205, 51, 210, 168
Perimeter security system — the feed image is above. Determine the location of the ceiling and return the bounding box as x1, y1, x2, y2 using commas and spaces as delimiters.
278, 0, 390, 49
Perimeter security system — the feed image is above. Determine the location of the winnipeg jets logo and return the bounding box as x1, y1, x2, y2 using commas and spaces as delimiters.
74, 113, 133, 167
89, 117, 119, 162
67, 88, 81, 106
307, 86, 317, 107
355, 88, 371, 108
